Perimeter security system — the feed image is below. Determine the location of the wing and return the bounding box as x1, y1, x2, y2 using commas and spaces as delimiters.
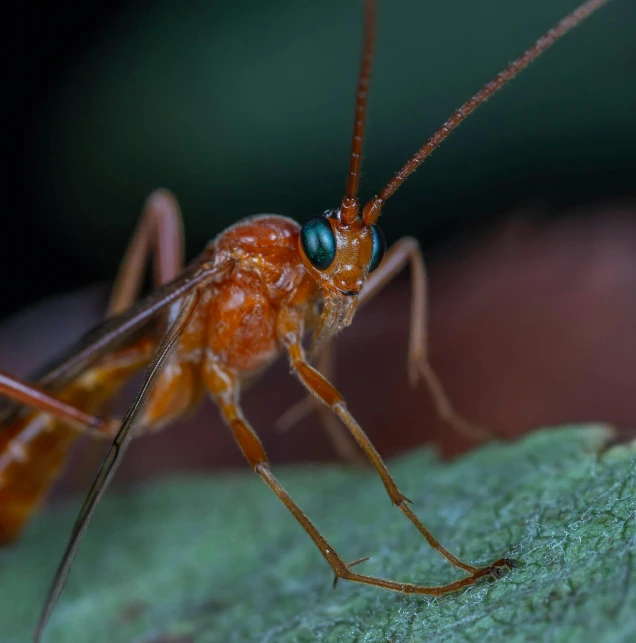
33, 288, 202, 643
0, 260, 223, 426
36, 262, 218, 390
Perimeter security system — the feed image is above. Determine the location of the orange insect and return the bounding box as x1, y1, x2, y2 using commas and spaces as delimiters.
0, 0, 612, 640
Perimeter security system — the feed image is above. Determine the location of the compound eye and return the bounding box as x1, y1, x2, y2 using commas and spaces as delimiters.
369, 224, 386, 272
300, 216, 336, 270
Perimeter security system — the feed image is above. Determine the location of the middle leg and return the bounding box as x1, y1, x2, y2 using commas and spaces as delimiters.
359, 237, 489, 441
108, 188, 185, 316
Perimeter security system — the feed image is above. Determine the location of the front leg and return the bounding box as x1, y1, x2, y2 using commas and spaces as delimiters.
202, 349, 513, 596
277, 237, 490, 449
276, 306, 515, 577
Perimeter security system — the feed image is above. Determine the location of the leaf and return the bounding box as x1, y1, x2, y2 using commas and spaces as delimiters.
2, 424, 635, 643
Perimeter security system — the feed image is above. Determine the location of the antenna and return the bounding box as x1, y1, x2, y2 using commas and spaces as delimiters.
362, 0, 612, 226
340, 0, 377, 225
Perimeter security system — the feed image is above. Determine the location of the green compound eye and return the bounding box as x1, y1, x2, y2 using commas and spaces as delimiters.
369, 224, 386, 272
300, 216, 336, 270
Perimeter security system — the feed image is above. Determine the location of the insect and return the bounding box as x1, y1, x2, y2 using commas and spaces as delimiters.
0, 0, 612, 640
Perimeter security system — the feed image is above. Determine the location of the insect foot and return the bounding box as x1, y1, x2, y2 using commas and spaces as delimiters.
463, 557, 517, 585
333, 556, 371, 589
487, 558, 519, 580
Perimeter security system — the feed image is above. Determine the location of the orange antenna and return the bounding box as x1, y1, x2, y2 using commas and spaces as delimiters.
362, 0, 612, 226
340, 0, 377, 225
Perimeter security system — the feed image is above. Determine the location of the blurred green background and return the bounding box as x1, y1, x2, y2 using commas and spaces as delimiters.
4, 0, 635, 319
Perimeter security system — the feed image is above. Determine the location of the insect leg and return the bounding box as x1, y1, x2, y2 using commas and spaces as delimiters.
359, 237, 490, 441
0, 190, 182, 426
0, 370, 116, 435
203, 355, 511, 594
276, 237, 488, 447
277, 308, 513, 575
275, 342, 364, 463
0, 338, 155, 437
67, 189, 184, 473
108, 189, 185, 316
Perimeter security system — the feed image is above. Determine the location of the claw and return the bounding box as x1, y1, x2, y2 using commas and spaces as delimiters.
491, 557, 518, 571
483, 557, 518, 581
503, 557, 519, 569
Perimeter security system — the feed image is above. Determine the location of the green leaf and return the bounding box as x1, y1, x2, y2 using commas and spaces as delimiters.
2, 424, 635, 642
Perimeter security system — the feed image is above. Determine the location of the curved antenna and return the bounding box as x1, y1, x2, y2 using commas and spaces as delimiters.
362, 0, 612, 226
340, 0, 377, 225
34, 290, 201, 643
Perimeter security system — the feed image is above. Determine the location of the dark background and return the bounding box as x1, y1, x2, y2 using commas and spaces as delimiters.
3, 0, 635, 320
1, 0, 636, 484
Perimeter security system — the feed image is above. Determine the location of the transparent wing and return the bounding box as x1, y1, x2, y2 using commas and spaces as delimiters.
33, 288, 202, 643
0, 260, 221, 426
